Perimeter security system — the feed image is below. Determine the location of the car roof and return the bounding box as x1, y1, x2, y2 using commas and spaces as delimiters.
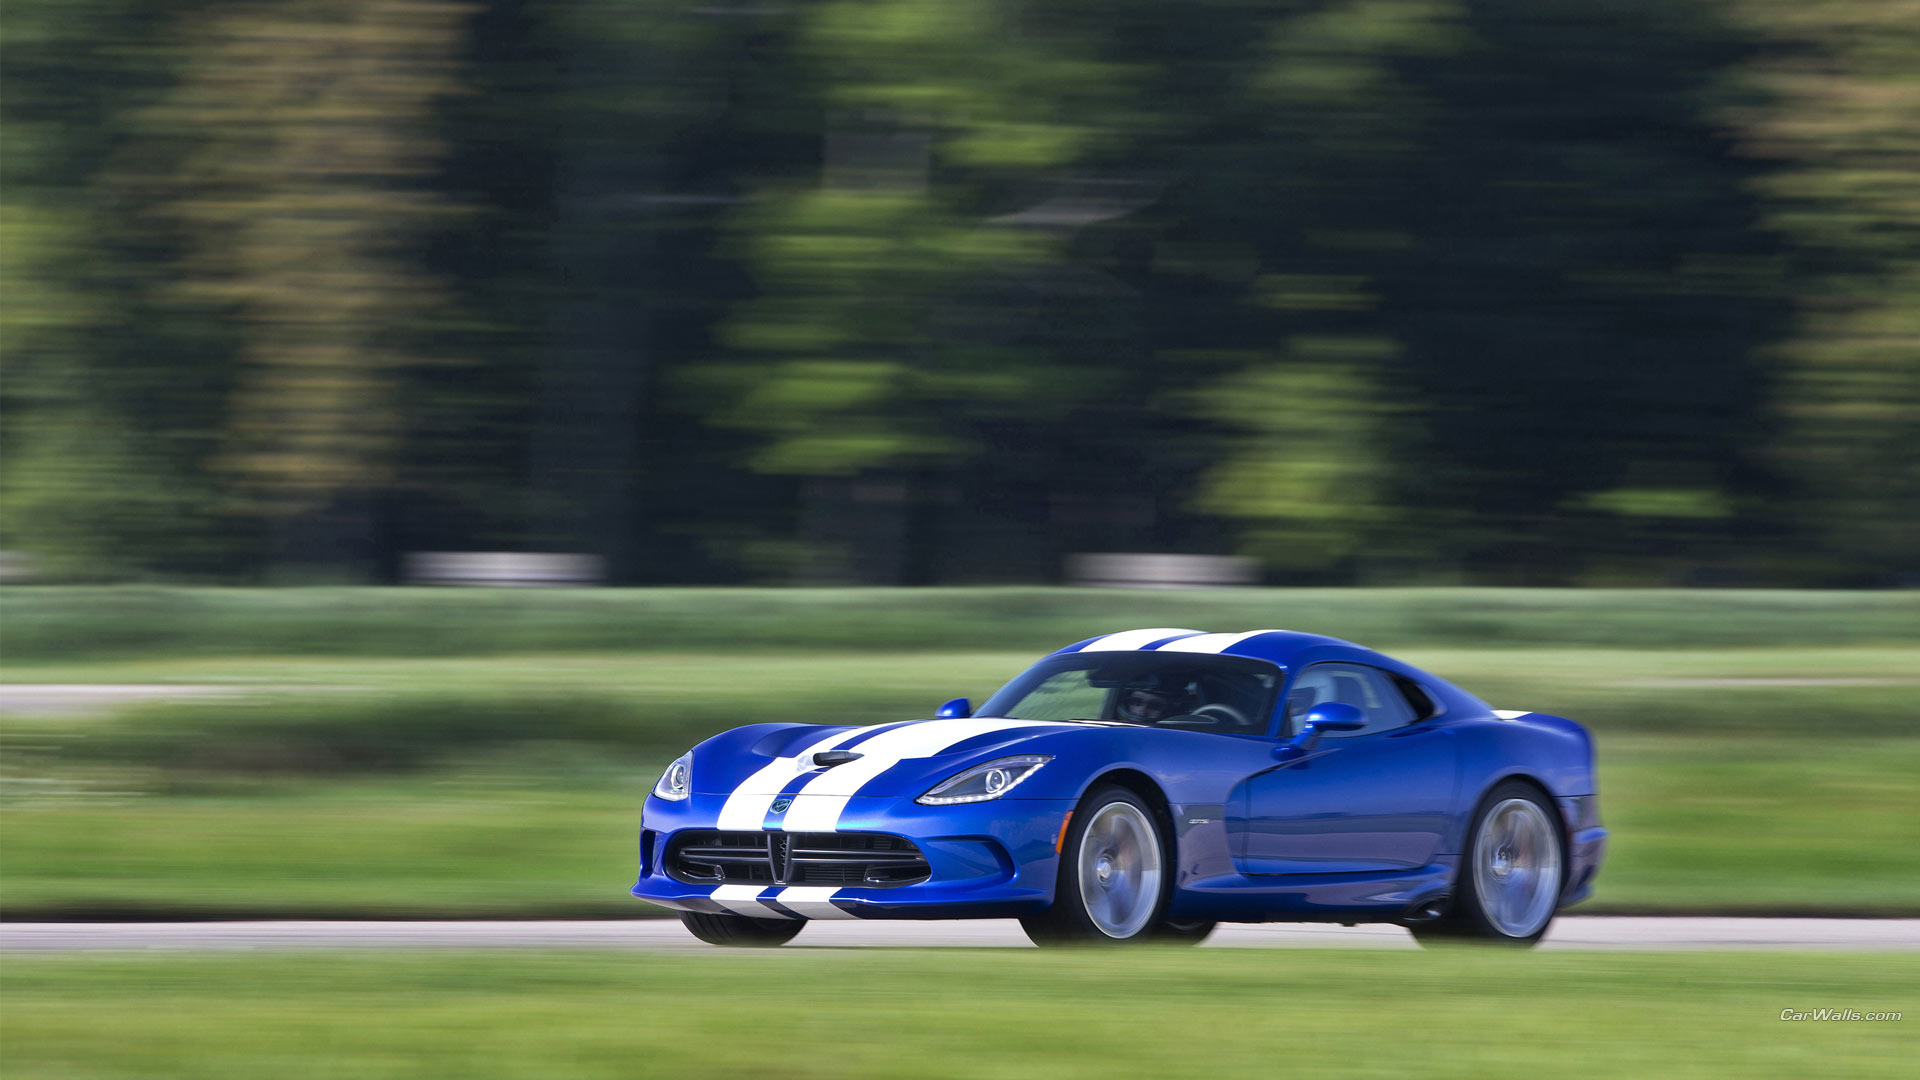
1051, 627, 1355, 665
1047, 628, 1490, 716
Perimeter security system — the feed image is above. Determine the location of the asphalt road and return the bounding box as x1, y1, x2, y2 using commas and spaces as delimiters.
0, 684, 238, 715
5, 917, 1917, 952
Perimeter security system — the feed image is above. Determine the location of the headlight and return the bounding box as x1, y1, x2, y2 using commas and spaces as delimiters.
917, 755, 1051, 805
653, 751, 692, 801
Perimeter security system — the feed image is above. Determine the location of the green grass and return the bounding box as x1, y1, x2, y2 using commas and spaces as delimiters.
5, 586, 1916, 662
3, 950, 1914, 1079
0, 764, 653, 918
1595, 736, 1919, 913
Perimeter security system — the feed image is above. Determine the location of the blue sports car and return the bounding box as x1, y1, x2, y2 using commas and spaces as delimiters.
633, 628, 1607, 947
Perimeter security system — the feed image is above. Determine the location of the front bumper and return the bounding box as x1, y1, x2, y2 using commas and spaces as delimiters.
632, 790, 1075, 920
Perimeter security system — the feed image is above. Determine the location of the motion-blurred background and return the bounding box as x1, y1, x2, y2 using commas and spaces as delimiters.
4, 0, 1915, 587
1, 5, 1916, 1075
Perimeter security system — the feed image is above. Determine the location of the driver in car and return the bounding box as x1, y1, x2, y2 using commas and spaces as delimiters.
1118, 679, 1197, 724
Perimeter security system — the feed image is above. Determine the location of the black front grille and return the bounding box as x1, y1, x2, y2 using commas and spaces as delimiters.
666, 830, 930, 889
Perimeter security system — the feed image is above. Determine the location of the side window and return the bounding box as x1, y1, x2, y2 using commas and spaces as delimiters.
1285, 663, 1417, 738
1393, 676, 1442, 721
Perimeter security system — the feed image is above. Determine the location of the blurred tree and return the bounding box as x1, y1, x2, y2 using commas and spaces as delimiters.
526, 0, 778, 582
1193, 337, 1400, 571
1367, 0, 1793, 583
1164, 0, 1462, 579
1727, 0, 1920, 584
112, 0, 471, 572
2, 0, 1910, 586
414, 0, 824, 583
0, 0, 240, 577
705, 0, 1142, 581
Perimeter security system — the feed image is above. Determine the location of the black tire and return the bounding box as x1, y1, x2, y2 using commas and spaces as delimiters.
678, 910, 804, 947
1021, 784, 1173, 946
1411, 780, 1566, 948
1147, 919, 1217, 945
1406, 919, 1474, 946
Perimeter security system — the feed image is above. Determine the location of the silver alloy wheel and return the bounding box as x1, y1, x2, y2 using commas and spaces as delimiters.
1076, 800, 1163, 938
1471, 797, 1563, 938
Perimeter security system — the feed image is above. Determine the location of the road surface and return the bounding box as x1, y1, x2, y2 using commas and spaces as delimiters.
0, 684, 240, 716
5, 917, 1917, 951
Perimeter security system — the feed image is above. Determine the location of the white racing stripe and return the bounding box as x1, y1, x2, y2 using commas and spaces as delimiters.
715, 726, 871, 830
1077, 627, 1204, 652
773, 887, 859, 920
711, 884, 785, 918
1154, 629, 1277, 654
1492, 709, 1532, 720
778, 718, 1061, 832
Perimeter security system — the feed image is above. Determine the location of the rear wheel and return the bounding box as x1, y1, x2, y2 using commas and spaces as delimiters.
678, 910, 804, 947
1411, 780, 1565, 948
1022, 785, 1171, 946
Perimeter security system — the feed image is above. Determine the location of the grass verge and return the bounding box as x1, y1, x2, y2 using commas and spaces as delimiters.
5, 586, 1916, 662
3, 950, 1914, 1079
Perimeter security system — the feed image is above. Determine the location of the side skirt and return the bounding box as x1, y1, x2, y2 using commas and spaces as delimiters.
1166, 859, 1460, 924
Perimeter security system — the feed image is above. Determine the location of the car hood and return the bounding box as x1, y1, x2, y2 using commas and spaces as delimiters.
689, 716, 1094, 799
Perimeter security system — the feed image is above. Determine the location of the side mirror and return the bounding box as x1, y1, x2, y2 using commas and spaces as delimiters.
936, 697, 972, 719
1275, 702, 1366, 758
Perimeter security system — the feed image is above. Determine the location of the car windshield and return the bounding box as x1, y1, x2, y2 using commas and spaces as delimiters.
977, 653, 1282, 735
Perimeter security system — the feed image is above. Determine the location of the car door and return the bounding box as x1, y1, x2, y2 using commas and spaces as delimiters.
1233, 663, 1458, 875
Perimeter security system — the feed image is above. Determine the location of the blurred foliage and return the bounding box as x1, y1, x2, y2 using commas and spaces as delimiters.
3, 586, 1916, 661
1724, 0, 1920, 581
1192, 337, 1398, 569
119, 0, 470, 513
1, 0, 1916, 583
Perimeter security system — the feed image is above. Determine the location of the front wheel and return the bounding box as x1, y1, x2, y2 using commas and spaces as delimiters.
678, 910, 804, 947
1147, 919, 1216, 945
1412, 780, 1565, 948
1022, 785, 1170, 946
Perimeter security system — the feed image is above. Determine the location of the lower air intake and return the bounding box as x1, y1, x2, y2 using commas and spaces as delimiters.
665, 830, 931, 889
